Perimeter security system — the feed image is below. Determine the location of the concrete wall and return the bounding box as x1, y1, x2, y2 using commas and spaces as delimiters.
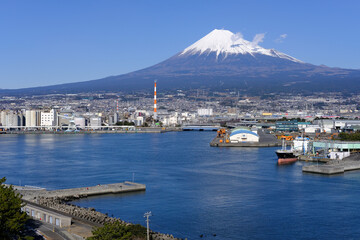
22, 201, 72, 227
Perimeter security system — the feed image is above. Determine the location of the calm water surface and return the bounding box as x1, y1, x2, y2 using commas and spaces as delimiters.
2, 132, 360, 239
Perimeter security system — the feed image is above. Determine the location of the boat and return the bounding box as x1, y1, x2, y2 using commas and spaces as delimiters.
276, 138, 297, 164
276, 149, 298, 164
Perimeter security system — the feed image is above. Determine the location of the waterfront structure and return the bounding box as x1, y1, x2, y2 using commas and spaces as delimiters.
276, 120, 299, 132
312, 140, 360, 152
23, 201, 72, 227
0, 110, 22, 127
303, 124, 321, 133
229, 127, 259, 143
25, 110, 40, 128
293, 137, 310, 153
74, 117, 86, 129
57, 109, 75, 129
90, 117, 102, 129
135, 116, 144, 126
40, 109, 57, 127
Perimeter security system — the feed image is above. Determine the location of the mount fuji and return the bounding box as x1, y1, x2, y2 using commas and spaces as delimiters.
2, 29, 360, 95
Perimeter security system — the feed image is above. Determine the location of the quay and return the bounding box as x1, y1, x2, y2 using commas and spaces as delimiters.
182, 125, 219, 131
302, 154, 360, 175
210, 129, 280, 147
14, 181, 146, 201
1, 128, 166, 134
302, 161, 360, 174
210, 140, 280, 147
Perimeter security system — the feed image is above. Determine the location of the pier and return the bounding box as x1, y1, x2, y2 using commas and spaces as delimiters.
210, 130, 280, 147
302, 161, 360, 174
302, 154, 360, 175
15, 181, 146, 201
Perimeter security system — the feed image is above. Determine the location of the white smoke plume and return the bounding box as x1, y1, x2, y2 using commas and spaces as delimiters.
251, 33, 266, 46
231, 32, 243, 42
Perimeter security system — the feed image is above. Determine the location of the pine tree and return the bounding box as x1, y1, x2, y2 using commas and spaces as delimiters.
88, 222, 147, 240
0, 177, 28, 239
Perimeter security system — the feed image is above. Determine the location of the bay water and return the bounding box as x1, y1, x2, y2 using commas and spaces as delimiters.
1, 132, 360, 239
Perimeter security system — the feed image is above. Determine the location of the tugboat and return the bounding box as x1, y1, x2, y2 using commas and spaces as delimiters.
276, 138, 297, 164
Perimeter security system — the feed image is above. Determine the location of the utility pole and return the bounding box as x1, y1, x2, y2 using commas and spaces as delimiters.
144, 211, 152, 240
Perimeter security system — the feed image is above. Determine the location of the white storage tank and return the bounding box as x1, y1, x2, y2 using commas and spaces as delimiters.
74, 117, 86, 129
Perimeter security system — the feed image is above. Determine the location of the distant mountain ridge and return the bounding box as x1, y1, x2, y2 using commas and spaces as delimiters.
1, 29, 360, 95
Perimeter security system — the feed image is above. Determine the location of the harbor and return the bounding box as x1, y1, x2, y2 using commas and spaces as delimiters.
4, 131, 360, 239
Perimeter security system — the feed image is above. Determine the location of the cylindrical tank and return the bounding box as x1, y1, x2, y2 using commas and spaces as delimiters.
74, 117, 86, 129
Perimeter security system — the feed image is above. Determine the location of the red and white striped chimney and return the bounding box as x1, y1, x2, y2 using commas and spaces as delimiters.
154, 80, 157, 119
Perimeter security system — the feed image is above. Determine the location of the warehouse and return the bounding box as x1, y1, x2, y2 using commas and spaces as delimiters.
229, 127, 259, 143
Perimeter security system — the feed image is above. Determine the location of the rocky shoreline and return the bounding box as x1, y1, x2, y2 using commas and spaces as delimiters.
17, 187, 180, 240
30, 195, 180, 240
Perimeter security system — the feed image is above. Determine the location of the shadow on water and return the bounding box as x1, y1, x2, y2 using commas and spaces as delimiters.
72, 190, 147, 204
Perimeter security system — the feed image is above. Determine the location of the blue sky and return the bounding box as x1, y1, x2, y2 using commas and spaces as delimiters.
0, 0, 359, 89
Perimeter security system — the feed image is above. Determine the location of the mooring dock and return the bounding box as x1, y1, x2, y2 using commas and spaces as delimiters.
210, 130, 280, 147
302, 160, 360, 175
15, 181, 146, 201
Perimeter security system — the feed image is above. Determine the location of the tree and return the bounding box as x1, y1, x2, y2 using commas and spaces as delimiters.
0, 177, 28, 239
87, 222, 146, 240
115, 121, 135, 126
339, 132, 360, 141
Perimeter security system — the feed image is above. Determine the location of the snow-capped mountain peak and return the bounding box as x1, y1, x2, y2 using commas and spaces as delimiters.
181, 29, 302, 63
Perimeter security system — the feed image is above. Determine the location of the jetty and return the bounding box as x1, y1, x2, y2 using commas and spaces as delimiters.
302, 153, 360, 175
14, 181, 146, 201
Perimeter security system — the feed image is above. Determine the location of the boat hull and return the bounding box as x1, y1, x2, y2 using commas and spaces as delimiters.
278, 158, 298, 164
276, 150, 297, 164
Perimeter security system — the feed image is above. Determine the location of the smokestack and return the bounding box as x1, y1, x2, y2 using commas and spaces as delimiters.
154, 80, 157, 120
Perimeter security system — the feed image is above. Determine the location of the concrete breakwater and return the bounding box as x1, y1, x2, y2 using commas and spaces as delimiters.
302, 153, 360, 175
15, 182, 179, 240
19, 182, 146, 201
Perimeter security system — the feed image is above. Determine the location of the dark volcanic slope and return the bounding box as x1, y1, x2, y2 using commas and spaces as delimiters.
1, 51, 360, 96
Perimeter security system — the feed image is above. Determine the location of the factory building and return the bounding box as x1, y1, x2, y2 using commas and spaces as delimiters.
197, 108, 213, 116
40, 109, 57, 127
74, 117, 86, 129
90, 117, 102, 129
25, 110, 40, 128
275, 120, 299, 132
